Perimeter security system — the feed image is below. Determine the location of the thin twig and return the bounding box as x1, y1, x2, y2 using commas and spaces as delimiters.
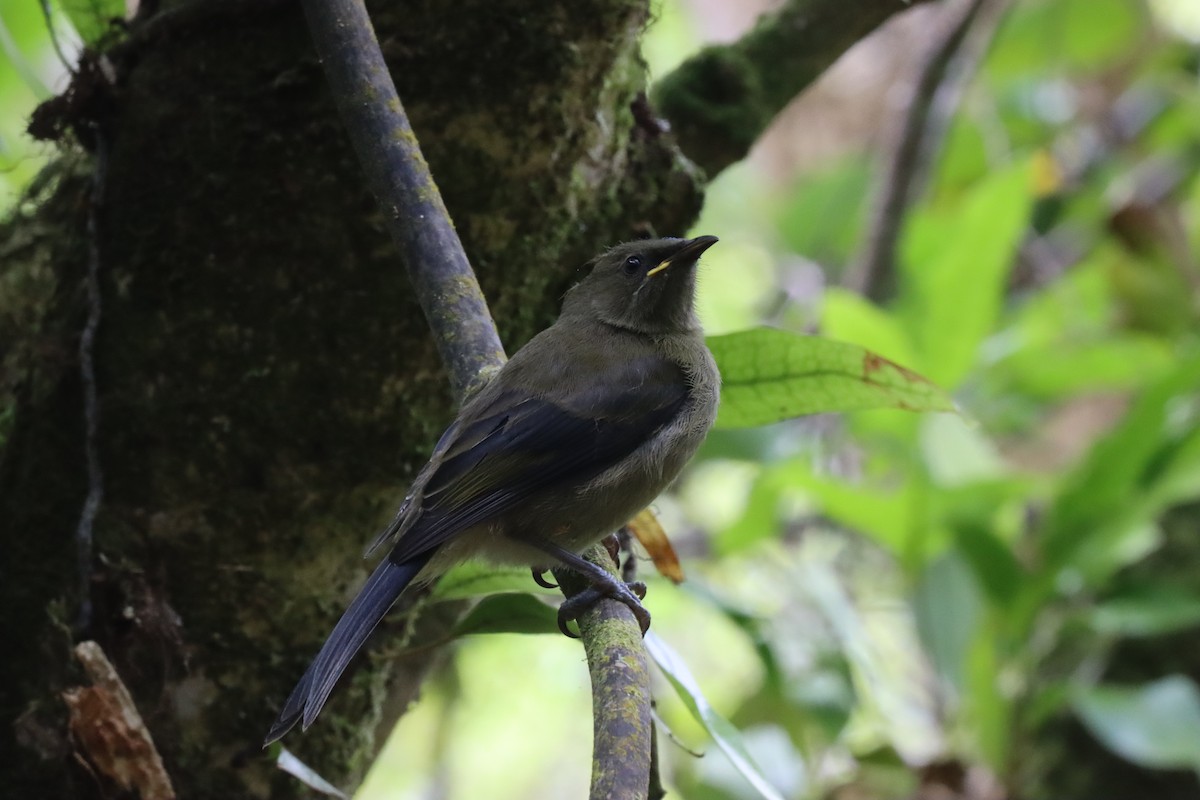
74, 127, 108, 632
648, 717, 666, 800
38, 0, 73, 74
299, 1, 653, 795
299, 0, 504, 399
651, 0, 936, 177
847, 0, 1012, 302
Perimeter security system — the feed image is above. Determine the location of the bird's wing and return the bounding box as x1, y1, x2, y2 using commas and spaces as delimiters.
382, 353, 689, 563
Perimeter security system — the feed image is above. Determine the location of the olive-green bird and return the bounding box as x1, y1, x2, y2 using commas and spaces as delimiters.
265, 235, 720, 744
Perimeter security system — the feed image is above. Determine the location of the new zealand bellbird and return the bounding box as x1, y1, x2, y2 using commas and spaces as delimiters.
264, 235, 720, 744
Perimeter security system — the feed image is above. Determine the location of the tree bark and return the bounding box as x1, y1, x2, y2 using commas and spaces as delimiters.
2, 2, 698, 796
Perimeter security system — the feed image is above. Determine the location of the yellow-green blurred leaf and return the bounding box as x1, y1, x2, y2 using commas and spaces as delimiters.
899, 160, 1033, 387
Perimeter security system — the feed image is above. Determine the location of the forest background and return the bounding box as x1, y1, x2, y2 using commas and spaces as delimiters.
2, 0, 1199, 798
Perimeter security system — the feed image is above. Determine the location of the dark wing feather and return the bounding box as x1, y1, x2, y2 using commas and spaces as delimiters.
385, 353, 688, 564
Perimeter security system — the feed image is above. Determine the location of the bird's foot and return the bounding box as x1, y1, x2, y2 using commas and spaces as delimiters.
556, 577, 650, 639
522, 537, 652, 638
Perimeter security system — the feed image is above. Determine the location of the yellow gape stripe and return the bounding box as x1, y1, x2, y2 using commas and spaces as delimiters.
646, 260, 671, 277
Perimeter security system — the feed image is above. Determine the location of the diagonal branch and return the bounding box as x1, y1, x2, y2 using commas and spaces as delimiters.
652, 0, 936, 178
846, 0, 1012, 302
300, 0, 652, 793
300, 0, 504, 399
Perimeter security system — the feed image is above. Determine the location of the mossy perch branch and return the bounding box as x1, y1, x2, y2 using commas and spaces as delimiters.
300, 0, 653, 794
555, 551, 654, 800
652, 0, 935, 177
300, 0, 504, 398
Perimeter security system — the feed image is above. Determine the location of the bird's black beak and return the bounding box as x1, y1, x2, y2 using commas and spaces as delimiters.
647, 235, 719, 277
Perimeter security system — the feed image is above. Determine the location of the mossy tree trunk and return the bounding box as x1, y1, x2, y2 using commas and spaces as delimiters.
2, 1, 699, 796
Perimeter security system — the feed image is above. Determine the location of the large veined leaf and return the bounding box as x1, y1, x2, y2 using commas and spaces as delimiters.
708, 327, 955, 429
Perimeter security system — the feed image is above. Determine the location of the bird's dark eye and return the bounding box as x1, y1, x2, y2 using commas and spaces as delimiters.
623, 256, 642, 276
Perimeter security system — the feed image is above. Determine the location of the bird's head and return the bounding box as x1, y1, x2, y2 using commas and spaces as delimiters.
564, 235, 719, 334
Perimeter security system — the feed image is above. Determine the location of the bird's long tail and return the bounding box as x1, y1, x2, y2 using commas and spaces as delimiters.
264, 552, 432, 745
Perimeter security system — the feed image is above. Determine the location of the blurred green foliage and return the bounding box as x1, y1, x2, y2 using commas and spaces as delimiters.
646, 0, 1200, 796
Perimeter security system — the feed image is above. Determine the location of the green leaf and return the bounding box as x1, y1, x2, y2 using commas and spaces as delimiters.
1072, 676, 1200, 769
952, 519, 1024, 608
1089, 584, 1200, 637
913, 553, 982, 693
986, 0, 1144, 77
646, 633, 788, 800
933, 116, 990, 191
715, 469, 787, 555
776, 159, 872, 265
766, 460, 916, 554
451, 593, 560, 637
898, 160, 1033, 388
708, 328, 955, 429
433, 563, 557, 601
920, 414, 1006, 487
59, 0, 124, 46
1042, 354, 1200, 577
992, 336, 1173, 399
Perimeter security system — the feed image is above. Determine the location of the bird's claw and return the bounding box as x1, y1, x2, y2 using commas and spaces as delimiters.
531, 567, 558, 589
556, 580, 651, 639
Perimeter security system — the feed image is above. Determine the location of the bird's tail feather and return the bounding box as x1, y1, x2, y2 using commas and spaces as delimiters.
263, 553, 431, 745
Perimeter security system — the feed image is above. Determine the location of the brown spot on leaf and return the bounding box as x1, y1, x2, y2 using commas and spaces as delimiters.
862, 350, 930, 386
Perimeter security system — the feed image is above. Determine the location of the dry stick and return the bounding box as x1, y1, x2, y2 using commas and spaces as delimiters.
847, 0, 1012, 303
66, 642, 175, 800
298, 0, 653, 796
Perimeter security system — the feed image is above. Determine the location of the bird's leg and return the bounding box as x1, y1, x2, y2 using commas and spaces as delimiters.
526, 538, 650, 638
602, 531, 622, 563
614, 527, 639, 584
